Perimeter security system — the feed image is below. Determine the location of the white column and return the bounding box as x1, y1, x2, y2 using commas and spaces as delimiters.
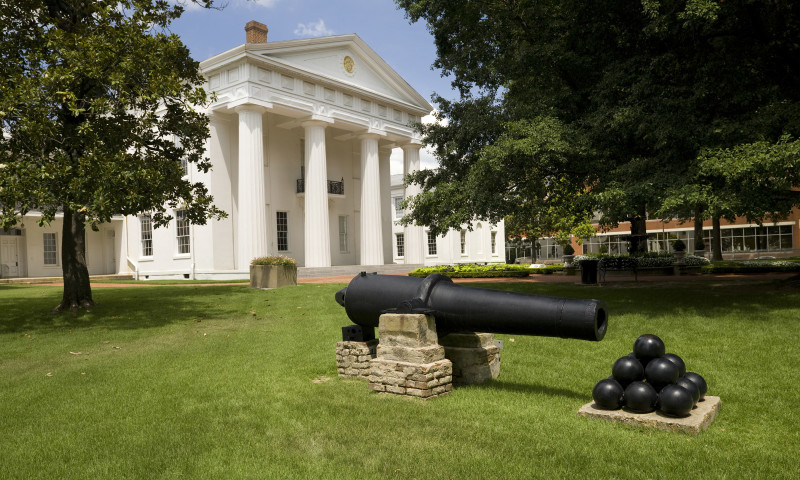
303, 121, 331, 267
402, 144, 425, 264
236, 106, 268, 269
359, 134, 384, 265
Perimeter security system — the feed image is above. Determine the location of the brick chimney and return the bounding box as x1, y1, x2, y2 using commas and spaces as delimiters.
245, 20, 268, 44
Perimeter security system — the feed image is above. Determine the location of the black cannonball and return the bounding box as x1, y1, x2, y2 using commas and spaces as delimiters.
612, 355, 644, 387
624, 381, 658, 413
675, 377, 700, 407
683, 372, 708, 401
659, 384, 695, 417
592, 378, 625, 410
633, 334, 666, 367
645, 357, 680, 391
663, 353, 687, 377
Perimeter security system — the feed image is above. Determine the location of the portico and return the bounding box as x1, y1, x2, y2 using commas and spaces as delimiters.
200, 22, 431, 269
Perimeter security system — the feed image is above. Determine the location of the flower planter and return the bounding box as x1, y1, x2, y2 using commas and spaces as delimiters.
250, 265, 297, 289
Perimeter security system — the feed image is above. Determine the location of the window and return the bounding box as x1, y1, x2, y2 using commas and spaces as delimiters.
277, 212, 288, 251
396, 233, 405, 257
393, 196, 404, 219
175, 210, 190, 254
140, 215, 153, 257
175, 135, 188, 177
460, 229, 467, 255
338, 215, 348, 253
427, 231, 437, 256
43, 233, 57, 265
491, 231, 497, 255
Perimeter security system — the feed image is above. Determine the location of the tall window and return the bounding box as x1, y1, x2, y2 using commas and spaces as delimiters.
175, 135, 188, 177
460, 229, 467, 255
491, 231, 497, 255
393, 196, 404, 219
43, 233, 57, 265
338, 215, 349, 253
175, 210, 190, 254
140, 215, 153, 257
396, 233, 405, 257
277, 212, 288, 251
427, 231, 437, 256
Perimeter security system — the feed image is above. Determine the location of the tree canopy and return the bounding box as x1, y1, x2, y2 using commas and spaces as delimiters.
396, 0, 800, 255
0, 0, 224, 310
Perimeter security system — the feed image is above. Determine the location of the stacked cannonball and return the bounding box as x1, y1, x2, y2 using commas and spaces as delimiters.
592, 334, 708, 417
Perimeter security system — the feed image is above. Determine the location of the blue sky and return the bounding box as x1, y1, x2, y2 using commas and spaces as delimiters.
170, 0, 452, 172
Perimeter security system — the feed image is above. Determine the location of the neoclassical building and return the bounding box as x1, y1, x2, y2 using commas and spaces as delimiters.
0, 22, 506, 280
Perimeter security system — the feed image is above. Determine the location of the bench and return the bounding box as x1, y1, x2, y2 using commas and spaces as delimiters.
598, 257, 638, 282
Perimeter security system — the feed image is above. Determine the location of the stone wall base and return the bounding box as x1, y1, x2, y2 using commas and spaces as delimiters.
368, 358, 452, 399
336, 339, 378, 379
439, 332, 501, 385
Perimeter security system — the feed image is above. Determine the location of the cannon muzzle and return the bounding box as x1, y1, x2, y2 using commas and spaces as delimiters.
335, 272, 607, 341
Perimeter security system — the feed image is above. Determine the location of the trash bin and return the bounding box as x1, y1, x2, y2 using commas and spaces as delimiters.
580, 259, 599, 285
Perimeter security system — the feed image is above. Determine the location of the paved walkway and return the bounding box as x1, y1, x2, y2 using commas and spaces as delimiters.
10, 271, 796, 288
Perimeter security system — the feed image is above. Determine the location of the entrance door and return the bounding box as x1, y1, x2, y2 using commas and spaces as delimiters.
105, 230, 116, 274
0, 237, 20, 277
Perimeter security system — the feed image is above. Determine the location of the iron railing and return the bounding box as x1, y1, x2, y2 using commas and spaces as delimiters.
296, 178, 344, 195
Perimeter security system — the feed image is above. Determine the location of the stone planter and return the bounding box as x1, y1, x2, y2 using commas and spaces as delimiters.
673, 251, 686, 264
250, 265, 297, 289
563, 254, 575, 266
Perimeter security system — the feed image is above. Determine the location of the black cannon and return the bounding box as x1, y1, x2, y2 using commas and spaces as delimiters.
335, 272, 607, 342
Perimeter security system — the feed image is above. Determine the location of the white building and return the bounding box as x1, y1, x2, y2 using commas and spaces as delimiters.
0, 22, 505, 280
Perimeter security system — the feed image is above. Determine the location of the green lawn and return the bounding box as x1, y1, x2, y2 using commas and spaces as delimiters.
2, 278, 799, 479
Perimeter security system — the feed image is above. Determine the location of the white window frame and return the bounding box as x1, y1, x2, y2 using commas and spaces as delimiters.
175, 210, 191, 255
43, 232, 58, 266
140, 214, 153, 258
460, 229, 467, 256
426, 231, 437, 257
392, 196, 404, 220
276, 211, 289, 252
491, 231, 498, 255
395, 233, 405, 258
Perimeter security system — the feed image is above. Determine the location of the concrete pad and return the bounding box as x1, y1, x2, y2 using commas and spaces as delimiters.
577, 396, 721, 435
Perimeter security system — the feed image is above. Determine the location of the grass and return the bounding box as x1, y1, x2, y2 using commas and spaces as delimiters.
1, 278, 799, 479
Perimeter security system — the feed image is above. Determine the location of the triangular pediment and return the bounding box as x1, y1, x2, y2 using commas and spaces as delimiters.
249, 35, 430, 112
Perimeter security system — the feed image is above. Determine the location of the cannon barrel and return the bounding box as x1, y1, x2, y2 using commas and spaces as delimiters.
335, 272, 607, 341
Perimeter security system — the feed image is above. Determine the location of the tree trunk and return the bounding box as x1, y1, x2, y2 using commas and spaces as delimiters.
711, 215, 723, 261
53, 208, 94, 312
629, 205, 648, 254
693, 204, 705, 254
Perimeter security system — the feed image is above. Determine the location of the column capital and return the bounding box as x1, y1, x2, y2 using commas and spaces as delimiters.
300, 118, 333, 129
400, 142, 423, 151
230, 99, 273, 113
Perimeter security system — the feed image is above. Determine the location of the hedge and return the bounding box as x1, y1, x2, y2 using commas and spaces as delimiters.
408, 264, 536, 278
701, 260, 800, 274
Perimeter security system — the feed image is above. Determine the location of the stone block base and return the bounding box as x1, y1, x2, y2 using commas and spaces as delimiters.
368, 358, 453, 399
439, 332, 500, 385
577, 396, 721, 435
336, 339, 378, 379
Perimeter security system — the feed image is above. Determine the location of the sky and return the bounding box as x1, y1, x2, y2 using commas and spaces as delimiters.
170, 0, 453, 173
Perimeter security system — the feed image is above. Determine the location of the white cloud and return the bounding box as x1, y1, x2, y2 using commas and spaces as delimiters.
243, 0, 280, 7
294, 19, 334, 38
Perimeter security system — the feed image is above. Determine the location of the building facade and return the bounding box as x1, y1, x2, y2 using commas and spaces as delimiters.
0, 22, 504, 280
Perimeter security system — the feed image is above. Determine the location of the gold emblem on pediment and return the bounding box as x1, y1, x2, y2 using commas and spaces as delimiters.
343, 55, 355, 74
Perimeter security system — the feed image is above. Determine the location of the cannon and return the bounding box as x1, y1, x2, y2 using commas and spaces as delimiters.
335, 272, 607, 341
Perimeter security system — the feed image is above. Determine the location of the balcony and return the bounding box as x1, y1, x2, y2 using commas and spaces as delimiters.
296, 178, 345, 197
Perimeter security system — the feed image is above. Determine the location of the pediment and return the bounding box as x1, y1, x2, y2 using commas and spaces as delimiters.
251, 35, 430, 112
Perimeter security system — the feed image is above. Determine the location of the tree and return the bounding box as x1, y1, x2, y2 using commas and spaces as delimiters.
0, 0, 225, 311
396, 0, 800, 252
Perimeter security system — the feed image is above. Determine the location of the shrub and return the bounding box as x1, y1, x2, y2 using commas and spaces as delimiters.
251, 255, 297, 267
563, 244, 575, 255
672, 239, 686, 252
574, 253, 710, 269
409, 263, 532, 278
701, 260, 800, 274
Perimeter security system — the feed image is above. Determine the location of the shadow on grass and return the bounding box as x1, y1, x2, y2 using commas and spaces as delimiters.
0, 284, 253, 334
464, 379, 587, 400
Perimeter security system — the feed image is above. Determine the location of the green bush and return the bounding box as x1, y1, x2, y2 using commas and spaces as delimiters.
409, 263, 533, 278
573, 253, 710, 269
251, 255, 297, 266
701, 260, 800, 274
